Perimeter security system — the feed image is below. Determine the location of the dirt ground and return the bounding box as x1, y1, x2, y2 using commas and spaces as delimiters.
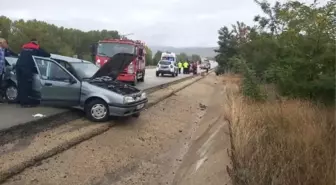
2, 74, 231, 185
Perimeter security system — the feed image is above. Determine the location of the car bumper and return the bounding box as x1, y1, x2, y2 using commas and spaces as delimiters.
157, 69, 174, 74
117, 74, 135, 82
107, 98, 148, 116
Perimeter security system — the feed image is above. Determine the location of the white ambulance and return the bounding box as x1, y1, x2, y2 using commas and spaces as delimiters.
160, 52, 177, 63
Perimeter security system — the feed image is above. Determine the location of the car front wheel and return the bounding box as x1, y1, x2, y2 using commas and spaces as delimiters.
85, 99, 109, 122
5, 84, 18, 103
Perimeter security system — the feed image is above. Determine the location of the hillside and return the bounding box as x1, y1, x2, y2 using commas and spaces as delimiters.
149, 45, 218, 58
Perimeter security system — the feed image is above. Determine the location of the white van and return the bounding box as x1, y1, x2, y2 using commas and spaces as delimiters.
160, 52, 177, 63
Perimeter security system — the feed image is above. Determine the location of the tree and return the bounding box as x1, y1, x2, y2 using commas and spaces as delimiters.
191, 54, 201, 61
152, 50, 162, 65
0, 16, 120, 61
177, 52, 188, 62
145, 46, 153, 66
215, 0, 335, 103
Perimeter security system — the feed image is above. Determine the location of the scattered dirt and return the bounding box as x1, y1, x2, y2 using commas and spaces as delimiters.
2, 74, 231, 185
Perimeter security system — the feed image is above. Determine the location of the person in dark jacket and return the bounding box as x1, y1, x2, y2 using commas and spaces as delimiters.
4, 40, 18, 57
5, 48, 18, 57
16, 39, 50, 107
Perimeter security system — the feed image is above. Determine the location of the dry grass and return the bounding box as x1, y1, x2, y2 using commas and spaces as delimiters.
221, 74, 335, 185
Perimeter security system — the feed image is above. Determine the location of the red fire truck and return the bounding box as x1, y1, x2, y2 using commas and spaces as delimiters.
92, 38, 146, 85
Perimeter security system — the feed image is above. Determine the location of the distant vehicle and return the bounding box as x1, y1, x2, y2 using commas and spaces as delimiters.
160, 52, 177, 63
156, 60, 179, 77
92, 39, 146, 86
3, 53, 148, 122
200, 62, 210, 70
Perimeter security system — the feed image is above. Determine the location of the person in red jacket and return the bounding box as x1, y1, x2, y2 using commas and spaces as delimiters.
16, 39, 50, 107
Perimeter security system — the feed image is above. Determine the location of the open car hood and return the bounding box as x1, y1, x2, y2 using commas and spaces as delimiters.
91, 53, 136, 79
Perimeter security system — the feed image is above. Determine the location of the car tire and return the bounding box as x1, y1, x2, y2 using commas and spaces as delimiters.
132, 112, 140, 118
139, 72, 145, 82
85, 99, 109, 122
156, 72, 160, 77
5, 84, 18, 103
172, 72, 175, 77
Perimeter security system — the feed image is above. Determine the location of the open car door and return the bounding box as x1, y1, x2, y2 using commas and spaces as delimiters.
32, 56, 81, 107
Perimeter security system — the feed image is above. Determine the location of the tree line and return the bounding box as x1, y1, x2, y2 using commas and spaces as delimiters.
0, 16, 201, 66
0, 16, 122, 61
215, 0, 335, 103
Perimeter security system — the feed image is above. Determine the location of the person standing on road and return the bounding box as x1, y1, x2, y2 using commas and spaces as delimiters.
3, 40, 18, 57
177, 61, 182, 74
16, 38, 50, 108
189, 61, 193, 74
192, 61, 198, 75
0, 38, 7, 103
183, 61, 188, 74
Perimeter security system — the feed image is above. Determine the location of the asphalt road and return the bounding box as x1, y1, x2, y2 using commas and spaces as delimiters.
0, 62, 217, 132
137, 68, 194, 90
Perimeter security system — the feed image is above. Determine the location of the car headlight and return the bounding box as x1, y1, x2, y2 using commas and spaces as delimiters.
141, 92, 147, 99
123, 96, 135, 104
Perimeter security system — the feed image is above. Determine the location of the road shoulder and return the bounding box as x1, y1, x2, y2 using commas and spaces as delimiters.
0, 75, 204, 184
172, 76, 232, 185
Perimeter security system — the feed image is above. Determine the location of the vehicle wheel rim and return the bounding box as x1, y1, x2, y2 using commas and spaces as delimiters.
6, 86, 17, 100
91, 104, 107, 120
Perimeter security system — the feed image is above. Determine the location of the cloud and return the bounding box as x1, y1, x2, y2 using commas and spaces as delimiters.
1, 0, 323, 47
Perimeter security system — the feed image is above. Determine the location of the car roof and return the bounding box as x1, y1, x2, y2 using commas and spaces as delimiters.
50, 54, 92, 64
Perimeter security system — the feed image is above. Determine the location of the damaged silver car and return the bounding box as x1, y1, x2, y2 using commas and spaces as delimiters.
4, 53, 148, 122
3, 56, 19, 102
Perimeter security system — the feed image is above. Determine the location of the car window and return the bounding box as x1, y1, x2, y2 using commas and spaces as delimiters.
5, 57, 18, 66
53, 59, 78, 77
159, 61, 171, 65
35, 58, 48, 77
35, 58, 71, 82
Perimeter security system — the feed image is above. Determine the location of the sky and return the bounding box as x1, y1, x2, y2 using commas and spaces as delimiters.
0, 0, 323, 47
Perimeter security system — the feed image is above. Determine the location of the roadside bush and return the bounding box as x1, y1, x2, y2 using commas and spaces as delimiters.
232, 98, 335, 185
241, 69, 264, 101
217, 1, 335, 184
222, 74, 335, 185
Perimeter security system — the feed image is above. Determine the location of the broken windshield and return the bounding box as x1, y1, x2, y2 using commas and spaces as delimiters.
97, 43, 135, 57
